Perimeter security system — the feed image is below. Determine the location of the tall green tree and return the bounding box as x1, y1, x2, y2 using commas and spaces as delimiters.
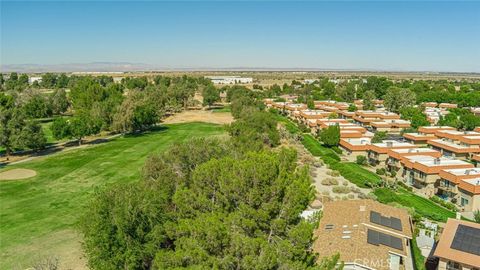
362, 90, 376, 110
202, 85, 220, 107
384, 87, 416, 113
320, 124, 340, 147
49, 88, 70, 115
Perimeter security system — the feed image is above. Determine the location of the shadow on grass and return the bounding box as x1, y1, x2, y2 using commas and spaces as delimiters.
123, 125, 170, 138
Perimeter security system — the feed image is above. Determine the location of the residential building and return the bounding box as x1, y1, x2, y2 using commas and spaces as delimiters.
401, 156, 474, 197
386, 148, 442, 176
473, 154, 480, 167
339, 110, 356, 119
403, 126, 453, 146
403, 132, 438, 146
438, 168, 480, 212
418, 126, 456, 135
339, 137, 371, 161
367, 141, 416, 166
298, 109, 330, 125
284, 103, 308, 116
353, 111, 401, 127
370, 119, 411, 134
313, 200, 414, 270
438, 103, 458, 109
422, 102, 438, 108
428, 130, 480, 159
433, 219, 480, 270
424, 108, 450, 125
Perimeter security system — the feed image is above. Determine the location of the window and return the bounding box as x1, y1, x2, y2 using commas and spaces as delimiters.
446, 261, 461, 270
461, 198, 469, 206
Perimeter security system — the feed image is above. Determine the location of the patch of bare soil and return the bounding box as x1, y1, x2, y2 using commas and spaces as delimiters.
163, 110, 234, 125
0, 168, 37, 180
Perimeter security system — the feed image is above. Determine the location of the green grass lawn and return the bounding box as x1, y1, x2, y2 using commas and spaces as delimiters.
374, 187, 456, 222
0, 122, 225, 269
40, 121, 57, 144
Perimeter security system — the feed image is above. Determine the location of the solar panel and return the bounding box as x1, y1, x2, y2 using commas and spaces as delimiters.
367, 229, 379, 245
367, 229, 403, 251
389, 236, 403, 250
390, 217, 403, 231
451, 224, 480, 256
370, 211, 381, 224
369, 211, 403, 231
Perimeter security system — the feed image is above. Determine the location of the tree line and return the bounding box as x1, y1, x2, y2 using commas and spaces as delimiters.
1, 74, 217, 155
79, 88, 342, 270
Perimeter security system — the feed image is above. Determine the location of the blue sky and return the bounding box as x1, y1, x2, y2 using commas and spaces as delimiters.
1, 1, 479, 72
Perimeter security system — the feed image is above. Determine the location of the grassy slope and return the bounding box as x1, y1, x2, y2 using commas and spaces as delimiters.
302, 135, 381, 188
0, 122, 225, 269
374, 188, 455, 222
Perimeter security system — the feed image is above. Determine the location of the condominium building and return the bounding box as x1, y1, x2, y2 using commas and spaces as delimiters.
438, 168, 480, 212
370, 119, 411, 134
367, 141, 416, 166
339, 137, 372, 161
386, 148, 442, 175
428, 130, 480, 159
401, 156, 474, 197
438, 103, 458, 109
284, 103, 308, 116
353, 111, 401, 127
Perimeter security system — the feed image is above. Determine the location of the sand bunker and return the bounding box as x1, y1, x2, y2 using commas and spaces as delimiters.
163, 110, 233, 125
0, 168, 37, 180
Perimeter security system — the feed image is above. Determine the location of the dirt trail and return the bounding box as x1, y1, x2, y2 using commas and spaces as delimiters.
163, 110, 233, 125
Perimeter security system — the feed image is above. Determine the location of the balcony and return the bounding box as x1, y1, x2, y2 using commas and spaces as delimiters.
437, 184, 457, 193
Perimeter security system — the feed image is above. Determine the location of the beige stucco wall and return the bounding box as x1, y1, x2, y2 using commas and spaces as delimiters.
437, 258, 477, 270
458, 190, 480, 212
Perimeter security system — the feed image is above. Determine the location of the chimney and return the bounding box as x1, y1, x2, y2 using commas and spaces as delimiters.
434, 158, 441, 165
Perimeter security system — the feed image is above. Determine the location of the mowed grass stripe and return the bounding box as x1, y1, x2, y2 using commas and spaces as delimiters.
0, 122, 225, 269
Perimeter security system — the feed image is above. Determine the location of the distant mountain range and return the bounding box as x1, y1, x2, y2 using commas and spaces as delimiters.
1, 62, 479, 75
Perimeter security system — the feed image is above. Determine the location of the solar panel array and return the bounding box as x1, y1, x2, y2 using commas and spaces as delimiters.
370, 211, 403, 231
367, 229, 403, 251
450, 224, 480, 256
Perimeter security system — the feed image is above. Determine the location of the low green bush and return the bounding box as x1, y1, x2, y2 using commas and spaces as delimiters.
356, 155, 367, 165
376, 168, 386, 175
430, 196, 458, 212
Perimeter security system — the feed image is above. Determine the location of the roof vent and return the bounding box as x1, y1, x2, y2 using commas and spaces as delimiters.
360, 205, 366, 212
386, 141, 393, 147
434, 158, 441, 165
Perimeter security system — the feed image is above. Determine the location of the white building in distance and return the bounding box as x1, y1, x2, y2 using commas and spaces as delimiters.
205, 76, 253, 84
28, 76, 42, 84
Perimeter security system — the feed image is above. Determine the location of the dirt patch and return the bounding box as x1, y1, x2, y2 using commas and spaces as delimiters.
163, 110, 233, 125
0, 168, 37, 180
